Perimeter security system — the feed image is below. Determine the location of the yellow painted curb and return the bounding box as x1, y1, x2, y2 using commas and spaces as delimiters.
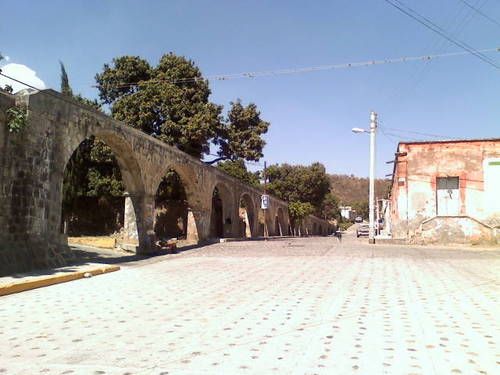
0, 265, 120, 297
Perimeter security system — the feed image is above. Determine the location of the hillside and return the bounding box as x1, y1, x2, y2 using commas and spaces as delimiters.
329, 174, 391, 205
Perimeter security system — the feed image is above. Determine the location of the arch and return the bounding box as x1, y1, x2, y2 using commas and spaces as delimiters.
60, 132, 147, 252
276, 207, 286, 236
239, 193, 256, 238
150, 162, 199, 205
313, 222, 318, 236
153, 169, 190, 242
319, 225, 323, 236
210, 182, 234, 238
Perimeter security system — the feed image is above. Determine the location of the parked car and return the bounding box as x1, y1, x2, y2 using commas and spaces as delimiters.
354, 216, 363, 223
356, 223, 369, 237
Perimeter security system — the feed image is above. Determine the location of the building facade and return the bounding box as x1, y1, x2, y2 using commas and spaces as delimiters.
389, 139, 500, 244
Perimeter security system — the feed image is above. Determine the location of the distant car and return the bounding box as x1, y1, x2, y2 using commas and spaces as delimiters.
354, 216, 363, 223
356, 223, 369, 237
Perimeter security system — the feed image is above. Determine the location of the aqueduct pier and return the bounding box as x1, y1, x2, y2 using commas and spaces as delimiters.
0, 90, 331, 275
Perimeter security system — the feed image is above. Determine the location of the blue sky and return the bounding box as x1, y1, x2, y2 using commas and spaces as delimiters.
1, 0, 499, 177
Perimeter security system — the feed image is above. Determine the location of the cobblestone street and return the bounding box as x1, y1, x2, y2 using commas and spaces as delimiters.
0, 237, 499, 375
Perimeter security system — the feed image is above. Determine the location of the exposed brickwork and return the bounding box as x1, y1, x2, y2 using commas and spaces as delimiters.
390, 140, 500, 244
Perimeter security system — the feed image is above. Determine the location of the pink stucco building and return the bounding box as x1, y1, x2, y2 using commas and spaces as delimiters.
389, 139, 500, 244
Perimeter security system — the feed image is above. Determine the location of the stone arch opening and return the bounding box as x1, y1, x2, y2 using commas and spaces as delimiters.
210, 183, 233, 238
274, 215, 280, 236
61, 134, 145, 251
275, 207, 286, 236
257, 210, 266, 237
153, 169, 190, 241
319, 225, 323, 235
239, 193, 255, 238
313, 222, 318, 235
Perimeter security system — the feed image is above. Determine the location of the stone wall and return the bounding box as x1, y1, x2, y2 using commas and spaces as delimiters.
0, 90, 331, 275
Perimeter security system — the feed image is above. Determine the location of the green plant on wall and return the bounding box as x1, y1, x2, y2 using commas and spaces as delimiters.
6, 104, 28, 133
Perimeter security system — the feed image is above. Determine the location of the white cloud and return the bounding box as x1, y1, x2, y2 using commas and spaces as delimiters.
0, 63, 46, 93
3, 56, 10, 62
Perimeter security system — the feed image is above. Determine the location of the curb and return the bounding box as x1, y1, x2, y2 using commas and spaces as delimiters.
0, 265, 120, 297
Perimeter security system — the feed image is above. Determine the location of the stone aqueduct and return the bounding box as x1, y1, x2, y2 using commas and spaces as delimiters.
0, 90, 331, 275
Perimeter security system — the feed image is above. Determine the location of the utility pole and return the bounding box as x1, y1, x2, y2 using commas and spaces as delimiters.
368, 111, 377, 244
352, 111, 378, 244
262, 161, 269, 238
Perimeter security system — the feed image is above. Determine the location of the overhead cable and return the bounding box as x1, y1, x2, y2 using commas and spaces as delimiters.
384, 0, 500, 69
457, 0, 500, 28
89, 47, 499, 89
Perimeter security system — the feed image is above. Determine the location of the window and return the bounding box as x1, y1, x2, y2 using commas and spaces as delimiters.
436, 176, 460, 216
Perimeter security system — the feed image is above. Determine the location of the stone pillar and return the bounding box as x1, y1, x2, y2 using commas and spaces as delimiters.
189, 206, 211, 242
186, 208, 199, 242
243, 209, 251, 238
123, 192, 139, 244
122, 192, 155, 255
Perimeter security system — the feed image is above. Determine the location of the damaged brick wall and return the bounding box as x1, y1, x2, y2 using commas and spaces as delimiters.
390, 140, 500, 245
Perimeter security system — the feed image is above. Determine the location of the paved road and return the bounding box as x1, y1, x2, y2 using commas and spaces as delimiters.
1, 236, 499, 374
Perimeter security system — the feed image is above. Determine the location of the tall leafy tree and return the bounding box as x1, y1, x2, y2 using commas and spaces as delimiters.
266, 162, 331, 214
288, 201, 314, 234
320, 193, 340, 220
217, 159, 261, 188
210, 99, 269, 164
95, 53, 270, 164
95, 53, 222, 158
59, 61, 73, 97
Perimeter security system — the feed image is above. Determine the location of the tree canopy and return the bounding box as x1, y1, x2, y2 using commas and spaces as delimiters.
217, 159, 261, 188
95, 54, 222, 158
212, 100, 269, 163
320, 193, 340, 220
266, 162, 331, 214
288, 201, 314, 224
95, 53, 270, 163
59, 61, 73, 97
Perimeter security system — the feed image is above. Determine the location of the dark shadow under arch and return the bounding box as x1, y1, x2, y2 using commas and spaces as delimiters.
210, 183, 234, 238
154, 169, 189, 240
60, 132, 146, 252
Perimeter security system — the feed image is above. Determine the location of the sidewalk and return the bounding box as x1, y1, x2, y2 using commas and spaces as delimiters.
0, 263, 119, 296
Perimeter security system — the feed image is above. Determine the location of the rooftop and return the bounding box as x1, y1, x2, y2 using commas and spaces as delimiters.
398, 138, 500, 146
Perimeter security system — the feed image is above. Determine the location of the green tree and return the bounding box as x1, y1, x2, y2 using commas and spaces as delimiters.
95, 53, 270, 163
210, 99, 269, 163
59, 61, 73, 97
217, 159, 261, 188
320, 193, 340, 220
95, 53, 222, 158
266, 162, 331, 214
60, 62, 124, 233
352, 200, 369, 220
288, 201, 314, 234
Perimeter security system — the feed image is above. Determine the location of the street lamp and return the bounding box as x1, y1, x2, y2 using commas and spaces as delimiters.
352, 111, 377, 244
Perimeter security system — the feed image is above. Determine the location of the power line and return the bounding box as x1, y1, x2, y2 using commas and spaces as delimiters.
0, 70, 269, 168
0, 70, 105, 114
89, 47, 499, 89
379, 125, 459, 140
379, 126, 400, 145
384, 0, 500, 69
384, 0, 482, 110
457, 0, 500, 28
